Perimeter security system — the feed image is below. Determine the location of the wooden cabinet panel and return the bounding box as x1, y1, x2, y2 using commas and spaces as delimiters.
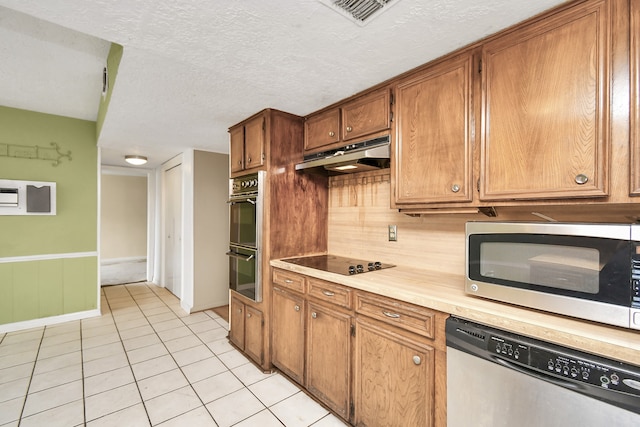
272, 269, 306, 293
342, 88, 391, 142
243, 115, 265, 171
631, 0, 640, 195
354, 317, 435, 427
244, 305, 264, 365
394, 53, 474, 205
229, 126, 245, 174
481, 0, 610, 200
229, 296, 245, 350
355, 293, 436, 340
307, 278, 352, 309
271, 286, 305, 384
305, 108, 341, 152
306, 301, 352, 419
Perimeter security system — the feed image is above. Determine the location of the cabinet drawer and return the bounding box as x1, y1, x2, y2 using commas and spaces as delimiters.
308, 278, 352, 309
355, 293, 436, 340
272, 269, 306, 293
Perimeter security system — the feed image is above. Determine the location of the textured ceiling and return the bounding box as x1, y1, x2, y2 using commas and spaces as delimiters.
0, 0, 568, 168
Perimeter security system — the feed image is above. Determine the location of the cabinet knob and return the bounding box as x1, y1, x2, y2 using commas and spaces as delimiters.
575, 174, 589, 185
238, 160, 242, 165
451, 184, 460, 193
329, 131, 335, 137
413, 355, 421, 365
247, 313, 251, 318
346, 126, 353, 132
294, 305, 300, 312
311, 312, 317, 319
247, 157, 252, 163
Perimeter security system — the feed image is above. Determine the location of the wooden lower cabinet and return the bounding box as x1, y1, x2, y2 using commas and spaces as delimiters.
353, 317, 436, 427
306, 301, 352, 419
270, 269, 447, 426
229, 293, 264, 366
229, 295, 245, 350
270, 286, 305, 384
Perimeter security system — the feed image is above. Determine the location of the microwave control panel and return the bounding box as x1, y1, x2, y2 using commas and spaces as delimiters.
632, 249, 640, 308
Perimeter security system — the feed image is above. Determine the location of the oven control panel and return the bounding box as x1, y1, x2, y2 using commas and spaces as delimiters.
230, 173, 260, 196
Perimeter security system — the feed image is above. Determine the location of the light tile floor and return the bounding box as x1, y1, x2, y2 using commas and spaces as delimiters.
0, 283, 348, 427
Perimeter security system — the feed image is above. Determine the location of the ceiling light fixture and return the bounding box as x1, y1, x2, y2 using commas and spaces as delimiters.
125, 155, 147, 166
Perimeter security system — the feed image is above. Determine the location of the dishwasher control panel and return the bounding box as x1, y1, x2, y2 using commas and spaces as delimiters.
486, 331, 640, 398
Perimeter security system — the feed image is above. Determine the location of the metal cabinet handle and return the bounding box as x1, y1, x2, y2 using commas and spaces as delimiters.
413, 355, 421, 365
294, 305, 300, 312
322, 291, 335, 297
311, 312, 317, 319
451, 184, 460, 193
346, 126, 353, 132
329, 131, 335, 137
575, 174, 588, 185
284, 279, 293, 283
382, 311, 401, 319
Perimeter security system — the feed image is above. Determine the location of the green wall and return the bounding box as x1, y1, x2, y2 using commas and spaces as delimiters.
0, 106, 98, 325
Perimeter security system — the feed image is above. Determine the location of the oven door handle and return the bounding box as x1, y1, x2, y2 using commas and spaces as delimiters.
227, 197, 257, 205
226, 250, 255, 261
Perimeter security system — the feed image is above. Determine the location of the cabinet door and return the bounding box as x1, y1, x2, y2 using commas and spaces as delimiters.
394, 53, 474, 205
342, 88, 390, 142
271, 287, 305, 384
244, 115, 265, 170
244, 306, 263, 365
631, 0, 640, 196
481, 0, 610, 200
354, 318, 435, 427
229, 126, 245, 174
306, 301, 352, 420
229, 296, 245, 351
305, 109, 341, 153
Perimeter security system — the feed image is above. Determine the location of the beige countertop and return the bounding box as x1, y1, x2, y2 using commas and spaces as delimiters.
270, 259, 640, 366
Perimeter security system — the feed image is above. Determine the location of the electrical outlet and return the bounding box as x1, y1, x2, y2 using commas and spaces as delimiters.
388, 225, 397, 241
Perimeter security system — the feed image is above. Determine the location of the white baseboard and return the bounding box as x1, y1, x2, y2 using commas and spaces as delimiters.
101, 256, 146, 266
0, 309, 101, 334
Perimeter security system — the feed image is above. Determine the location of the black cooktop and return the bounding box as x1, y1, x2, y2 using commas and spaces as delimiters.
282, 254, 394, 276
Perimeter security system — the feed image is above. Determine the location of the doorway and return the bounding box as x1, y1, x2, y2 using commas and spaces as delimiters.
163, 163, 182, 297
100, 169, 149, 286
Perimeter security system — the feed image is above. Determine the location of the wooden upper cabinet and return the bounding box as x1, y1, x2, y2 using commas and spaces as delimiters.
631, 0, 640, 196
229, 126, 245, 174
229, 112, 266, 176
342, 88, 391, 142
480, 0, 611, 201
393, 52, 474, 206
304, 88, 391, 154
243, 114, 265, 171
304, 108, 341, 152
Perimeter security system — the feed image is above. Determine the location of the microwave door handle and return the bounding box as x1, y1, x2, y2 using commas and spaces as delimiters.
226, 251, 255, 262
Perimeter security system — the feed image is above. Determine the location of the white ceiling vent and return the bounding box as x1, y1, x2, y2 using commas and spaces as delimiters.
317, 0, 399, 26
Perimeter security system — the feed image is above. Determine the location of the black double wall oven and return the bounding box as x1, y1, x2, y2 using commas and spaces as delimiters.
227, 171, 264, 302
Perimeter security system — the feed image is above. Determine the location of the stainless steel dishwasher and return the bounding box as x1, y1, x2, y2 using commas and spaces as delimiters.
446, 317, 640, 427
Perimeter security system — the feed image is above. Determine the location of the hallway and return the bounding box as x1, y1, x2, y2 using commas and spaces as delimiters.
0, 283, 346, 426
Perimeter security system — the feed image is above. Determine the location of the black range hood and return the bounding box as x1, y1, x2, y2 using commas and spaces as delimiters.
295, 136, 390, 174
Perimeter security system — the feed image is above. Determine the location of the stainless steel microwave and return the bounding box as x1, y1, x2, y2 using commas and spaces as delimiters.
466, 222, 640, 330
